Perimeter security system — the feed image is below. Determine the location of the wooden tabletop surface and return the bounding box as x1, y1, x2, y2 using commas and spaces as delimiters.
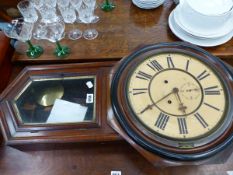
12, 0, 233, 64
1, 141, 233, 175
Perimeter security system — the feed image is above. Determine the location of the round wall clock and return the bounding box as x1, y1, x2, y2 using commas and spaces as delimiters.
111, 42, 233, 161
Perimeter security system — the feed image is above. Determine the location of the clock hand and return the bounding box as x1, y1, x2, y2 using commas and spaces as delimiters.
174, 88, 187, 114
140, 88, 177, 114
140, 104, 154, 114
154, 88, 178, 105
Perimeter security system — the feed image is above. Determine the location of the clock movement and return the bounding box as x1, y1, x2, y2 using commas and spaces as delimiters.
110, 42, 233, 161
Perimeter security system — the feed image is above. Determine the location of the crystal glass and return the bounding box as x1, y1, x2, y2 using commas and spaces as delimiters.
3, 19, 43, 58
30, 0, 44, 9
101, 0, 115, 12
44, 0, 57, 7
57, 0, 70, 7
17, 0, 38, 22
38, 4, 58, 23
70, 0, 82, 10
43, 17, 70, 58
77, 1, 98, 40
83, 0, 99, 23
59, 5, 82, 40
33, 22, 47, 40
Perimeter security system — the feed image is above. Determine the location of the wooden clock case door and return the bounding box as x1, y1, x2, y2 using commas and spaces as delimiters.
0, 62, 120, 145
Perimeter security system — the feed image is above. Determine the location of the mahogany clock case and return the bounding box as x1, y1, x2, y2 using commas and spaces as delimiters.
111, 42, 233, 161
0, 61, 120, 145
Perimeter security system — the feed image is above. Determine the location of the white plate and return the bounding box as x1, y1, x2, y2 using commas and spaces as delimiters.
174, 6, 233, 38
137, 0, 163, 4
132, 0, 164, 9
168, 10, 233, 47
187, 0, 233, 16
133, 0, 164, 6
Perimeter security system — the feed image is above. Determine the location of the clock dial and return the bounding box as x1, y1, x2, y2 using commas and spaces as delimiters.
111, 42, 233, 160
127, 53, 226, 140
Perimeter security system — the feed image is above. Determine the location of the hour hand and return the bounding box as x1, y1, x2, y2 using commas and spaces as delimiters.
174, 88, 187, 114
139, 104, 154, 114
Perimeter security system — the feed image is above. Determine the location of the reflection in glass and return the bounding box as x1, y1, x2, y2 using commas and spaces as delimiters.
13, 76, 96, 124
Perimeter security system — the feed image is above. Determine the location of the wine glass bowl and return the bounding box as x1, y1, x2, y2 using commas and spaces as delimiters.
42, 18, 70, 58
3, 19, 43, 58
17, 0, 38, 23
38, 5, 58, 23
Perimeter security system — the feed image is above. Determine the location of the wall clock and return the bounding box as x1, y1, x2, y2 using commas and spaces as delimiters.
111, 42, 233, 161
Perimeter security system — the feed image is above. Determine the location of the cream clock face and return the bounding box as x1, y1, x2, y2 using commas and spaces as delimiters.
127, 53, 226, 140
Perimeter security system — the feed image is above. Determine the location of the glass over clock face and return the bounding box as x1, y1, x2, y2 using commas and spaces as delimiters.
127, 52, 227, 141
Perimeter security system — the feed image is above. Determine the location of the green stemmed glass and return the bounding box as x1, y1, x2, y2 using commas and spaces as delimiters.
26, 40, 44, 58
44, 17, 70, 58
101, 0, 116, 12
4, 19, 43, 58
54, 41, 70, 58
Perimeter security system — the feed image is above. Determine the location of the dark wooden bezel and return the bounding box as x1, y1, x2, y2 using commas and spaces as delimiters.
0, 62, 120, 145
111, 42, 233, 161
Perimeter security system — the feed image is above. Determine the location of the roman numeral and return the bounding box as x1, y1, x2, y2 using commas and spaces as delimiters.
177, 117, 188, 134
136, 71, 153, 81
132, 88, 148, 95
155, 113, 170, 130
196, 70, 210, 81
147, 60, 164, 72
186, 60, 190, 72
204, 102, 220, 111
194, 113, 208, 128
204, 86, 220, 95
167, 56, 175, 68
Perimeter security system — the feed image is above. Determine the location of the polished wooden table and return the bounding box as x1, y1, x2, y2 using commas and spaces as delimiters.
12, 0, 233, 64
3, 0, 233, 174
1, 141, 233, 175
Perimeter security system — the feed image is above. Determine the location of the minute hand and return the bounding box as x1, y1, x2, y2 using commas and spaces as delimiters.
140, 88, 177, 114
154, 88, 177, 105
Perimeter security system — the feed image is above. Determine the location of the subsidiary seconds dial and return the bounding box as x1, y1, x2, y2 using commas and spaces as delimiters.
127, 53, 226, 140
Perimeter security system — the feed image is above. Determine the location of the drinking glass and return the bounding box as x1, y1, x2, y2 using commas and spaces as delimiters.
70, 0, 82, 10
30, 0, 44, 9
70, 0, 83, 22
44, 0, 57, 7
17, 0, 38, 22
33, 22, 47, 40
77, 1, 98, 40
38, 4, 58, 23
43, 18, 70, 58
57, 0, 70, 7
59, 4, 82, 40
83, 0, 99, 23
3, 19, 43, 58
100, 0, 115, 12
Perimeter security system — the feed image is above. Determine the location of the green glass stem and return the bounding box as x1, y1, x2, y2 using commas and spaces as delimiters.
101, 0, 115, 12
54, 41, 70, 58
26, 40, 44, 58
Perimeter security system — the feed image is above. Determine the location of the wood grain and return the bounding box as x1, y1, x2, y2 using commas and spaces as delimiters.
0, 31, 14, 93
0, 142, 233, 175
12, 0, 233, 64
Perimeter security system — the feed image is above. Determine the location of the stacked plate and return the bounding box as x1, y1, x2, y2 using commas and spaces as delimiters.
168, 0, 233, 47
132, 0, 165, 9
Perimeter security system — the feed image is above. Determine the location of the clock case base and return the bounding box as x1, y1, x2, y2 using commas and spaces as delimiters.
107, 107, 233, 167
